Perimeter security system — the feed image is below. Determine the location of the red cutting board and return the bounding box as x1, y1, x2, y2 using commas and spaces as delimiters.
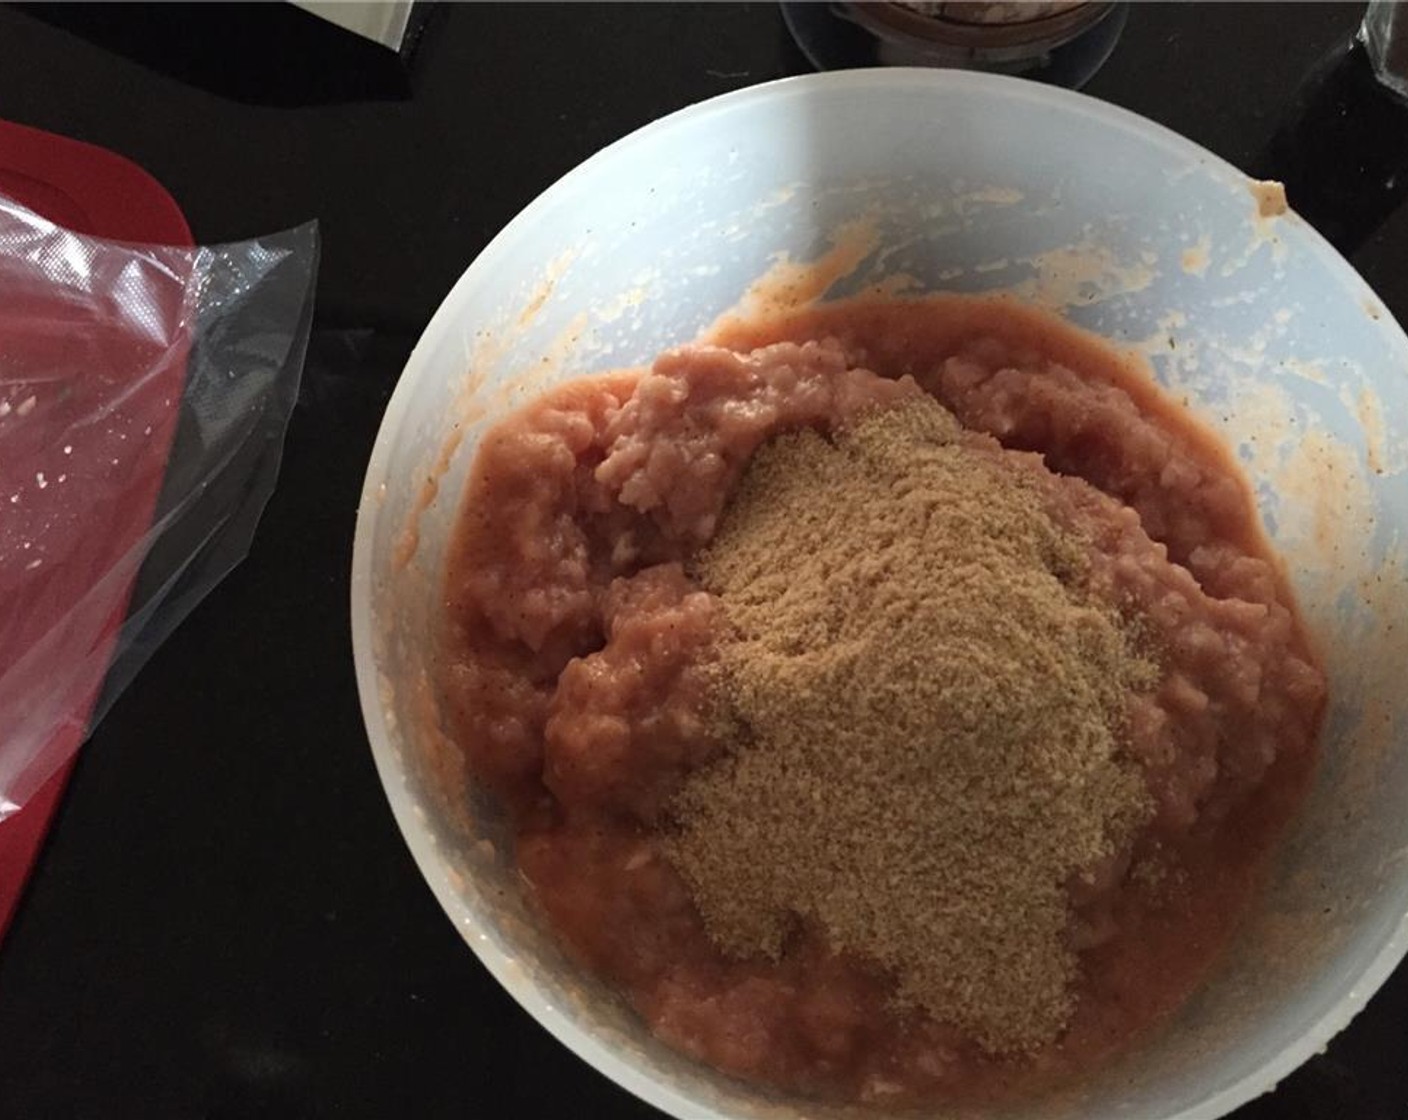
0, 118, 192, 941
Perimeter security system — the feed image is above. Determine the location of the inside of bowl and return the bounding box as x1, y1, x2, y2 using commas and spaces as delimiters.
359, 71, 1408, 1120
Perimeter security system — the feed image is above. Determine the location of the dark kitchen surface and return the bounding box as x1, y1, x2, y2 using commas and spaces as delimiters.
0, 3, 1405, 1118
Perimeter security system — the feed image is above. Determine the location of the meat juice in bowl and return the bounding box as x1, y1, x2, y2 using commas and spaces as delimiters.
352, 71, 1408, 1120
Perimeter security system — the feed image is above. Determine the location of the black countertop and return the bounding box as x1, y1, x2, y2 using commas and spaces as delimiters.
0, 4, 1404, 1118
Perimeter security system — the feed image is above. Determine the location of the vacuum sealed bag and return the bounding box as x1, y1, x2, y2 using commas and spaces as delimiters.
0, 195, 318, 816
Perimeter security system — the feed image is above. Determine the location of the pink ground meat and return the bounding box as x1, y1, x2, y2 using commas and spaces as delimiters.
439, 296, 1327, 1106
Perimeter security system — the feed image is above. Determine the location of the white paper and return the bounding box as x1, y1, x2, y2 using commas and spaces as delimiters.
292, 0, 413, 51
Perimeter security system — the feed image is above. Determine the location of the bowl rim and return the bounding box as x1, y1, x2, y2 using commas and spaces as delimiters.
350, 65, 1408, 1120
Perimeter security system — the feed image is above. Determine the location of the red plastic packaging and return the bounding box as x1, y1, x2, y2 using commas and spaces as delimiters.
0, 118, 194, 935
0, 123, 318, 857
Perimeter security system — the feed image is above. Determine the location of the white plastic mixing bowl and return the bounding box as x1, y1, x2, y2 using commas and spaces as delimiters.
352, 70, 1408, 1119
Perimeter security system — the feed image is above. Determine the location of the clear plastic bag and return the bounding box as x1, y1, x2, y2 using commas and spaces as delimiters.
0, 195, 319, 816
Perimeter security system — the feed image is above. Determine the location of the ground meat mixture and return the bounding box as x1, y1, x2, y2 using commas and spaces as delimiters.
438, 295, 1327, 1106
